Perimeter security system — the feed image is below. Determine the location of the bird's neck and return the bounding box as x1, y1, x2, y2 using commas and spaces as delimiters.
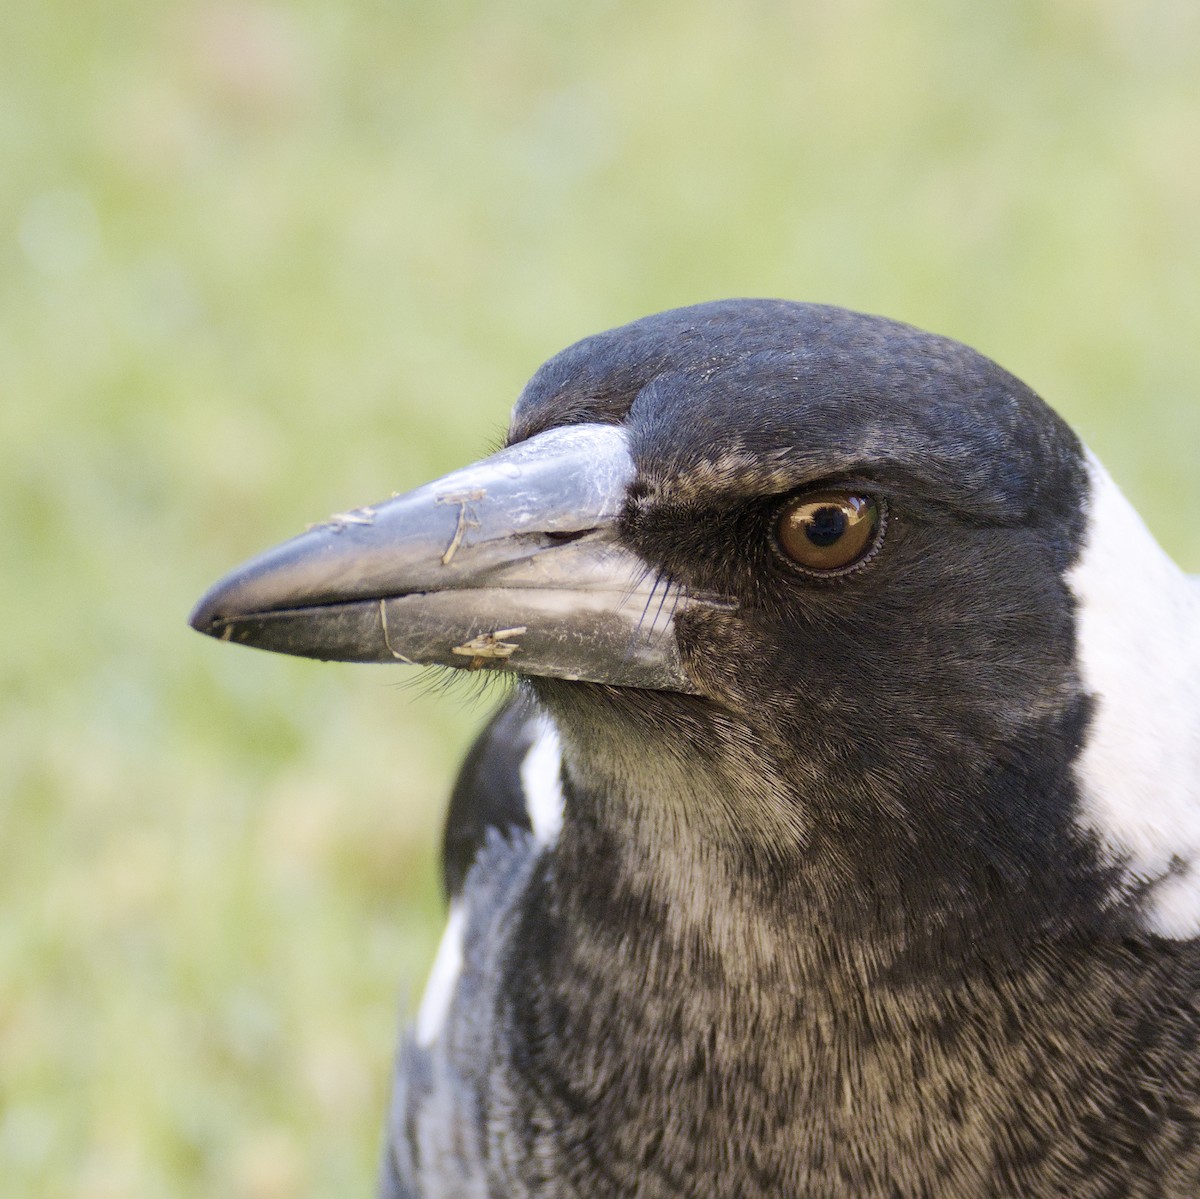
541, 694, 801, 983
540, 686, 1097, 990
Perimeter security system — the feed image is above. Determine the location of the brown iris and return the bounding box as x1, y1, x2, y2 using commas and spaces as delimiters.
776, 491, 883, 574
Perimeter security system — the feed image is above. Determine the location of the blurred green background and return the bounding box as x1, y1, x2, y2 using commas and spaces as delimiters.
4, 1, 1199, 1194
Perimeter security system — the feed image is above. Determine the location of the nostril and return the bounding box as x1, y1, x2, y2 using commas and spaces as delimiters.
545, 529, 594, 544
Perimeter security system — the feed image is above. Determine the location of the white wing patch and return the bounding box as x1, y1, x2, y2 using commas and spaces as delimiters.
415, 900, 467, 1048
521, 716, 565, 846
1068, 453, 1200, 937
413, 715, 562, 1049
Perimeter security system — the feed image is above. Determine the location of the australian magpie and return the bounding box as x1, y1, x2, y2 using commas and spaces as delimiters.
191, 300, 1200, 1198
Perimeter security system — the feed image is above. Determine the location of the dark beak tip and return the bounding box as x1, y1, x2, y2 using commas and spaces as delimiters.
190, 564, 263, 638
188, 586, 228, 637
189, 525, 359, 642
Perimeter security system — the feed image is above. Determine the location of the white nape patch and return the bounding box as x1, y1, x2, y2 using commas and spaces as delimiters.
1068, 453, 1200, 937
415, 901, 466, 1048
520, 717, 564, 846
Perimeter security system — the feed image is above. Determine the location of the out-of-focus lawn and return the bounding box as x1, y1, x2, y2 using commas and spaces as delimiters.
3, 1, 1199, 1195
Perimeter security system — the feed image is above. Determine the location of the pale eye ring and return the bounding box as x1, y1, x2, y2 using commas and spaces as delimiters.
775, 491, 886, 575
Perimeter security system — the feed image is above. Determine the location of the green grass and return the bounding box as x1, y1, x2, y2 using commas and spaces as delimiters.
4, 1, 1200, 1194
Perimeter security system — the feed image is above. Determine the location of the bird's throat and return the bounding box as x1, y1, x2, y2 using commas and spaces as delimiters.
532, 679, 1121, 990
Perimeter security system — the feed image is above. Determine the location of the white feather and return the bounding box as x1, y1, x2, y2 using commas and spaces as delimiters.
414, 901, 466, 1047
521, 717, 565, 846
1068, 453, 1200, 937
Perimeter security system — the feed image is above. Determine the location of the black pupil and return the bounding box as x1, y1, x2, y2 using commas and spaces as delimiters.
805, 505, 847, 547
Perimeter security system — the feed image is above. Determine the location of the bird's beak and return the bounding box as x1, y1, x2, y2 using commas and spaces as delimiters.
189, 423, 701, 692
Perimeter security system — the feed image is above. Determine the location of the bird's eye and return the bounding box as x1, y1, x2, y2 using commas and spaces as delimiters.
776, 491, 885, 575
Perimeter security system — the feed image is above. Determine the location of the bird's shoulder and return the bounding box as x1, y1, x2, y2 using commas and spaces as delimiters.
383, 698, 563, 1198
440, 692, 564, 900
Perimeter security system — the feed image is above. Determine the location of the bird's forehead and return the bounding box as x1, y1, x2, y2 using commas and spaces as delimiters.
509, 301, 1083, 520
508, 298, 816, 441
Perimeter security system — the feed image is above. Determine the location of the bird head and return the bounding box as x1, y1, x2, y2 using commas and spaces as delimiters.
191, 300, 1200, 954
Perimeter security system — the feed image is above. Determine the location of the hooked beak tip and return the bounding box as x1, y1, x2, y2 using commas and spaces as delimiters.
188, 591, 224, 638
189, 569, 268, 640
